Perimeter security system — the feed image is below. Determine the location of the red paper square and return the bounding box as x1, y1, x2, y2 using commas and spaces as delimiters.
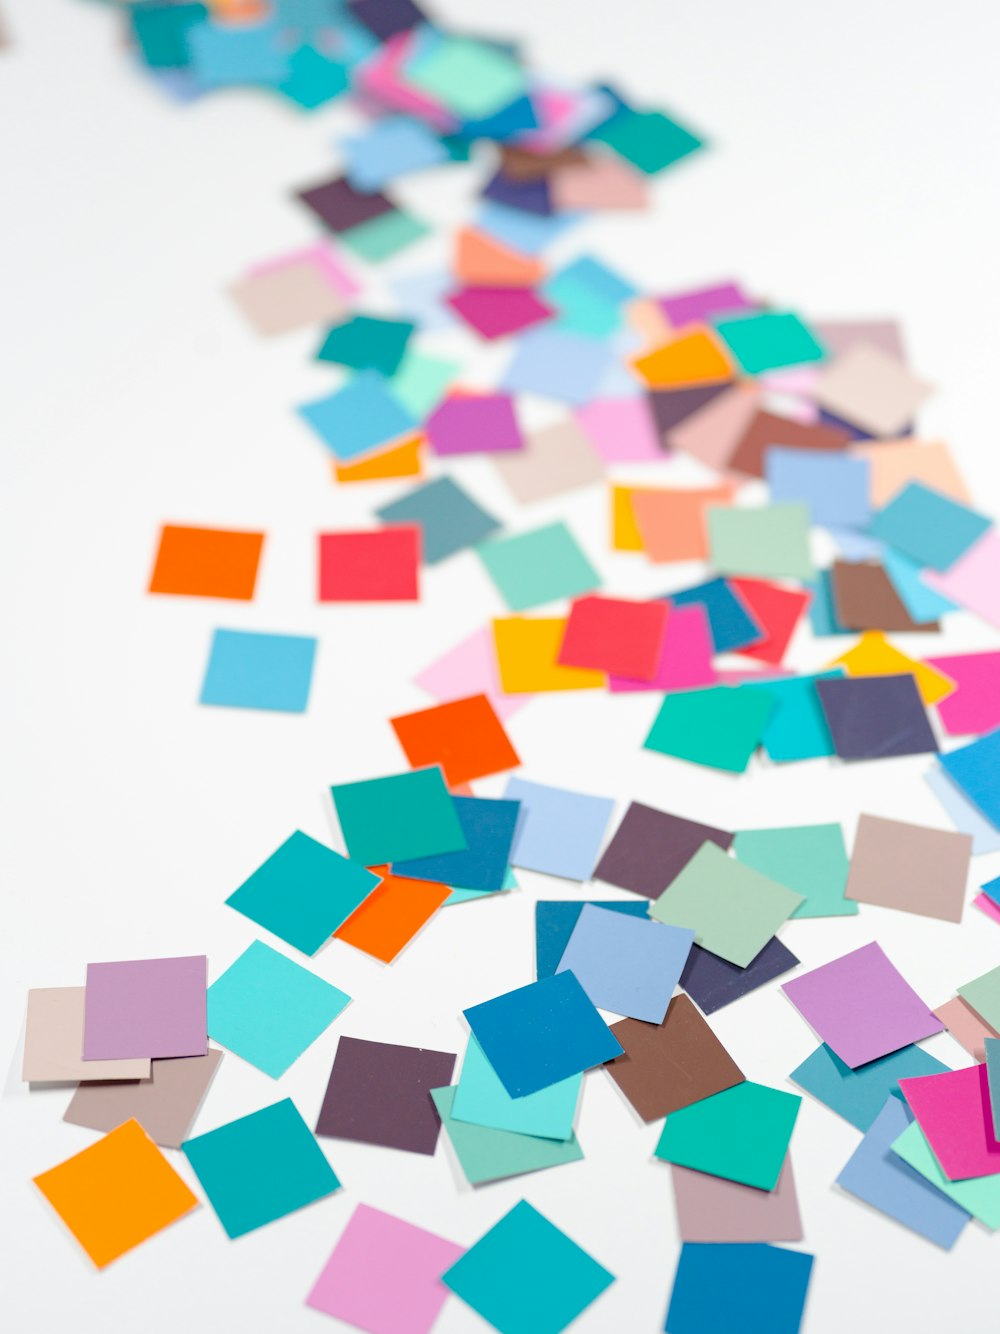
318, 526, 421, 602
558, 595, 668, 680
728, 578, 810, 665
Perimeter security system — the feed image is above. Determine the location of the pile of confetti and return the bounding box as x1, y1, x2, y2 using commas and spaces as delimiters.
21, 2, 1000, 1332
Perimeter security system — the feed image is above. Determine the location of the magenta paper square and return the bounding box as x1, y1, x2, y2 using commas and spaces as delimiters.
899, 1063, 1000, 1181
426, 395, 524, 456
781, 942, 942, 1068
306, 1203, 464, 1334
83, 955, 207, 1060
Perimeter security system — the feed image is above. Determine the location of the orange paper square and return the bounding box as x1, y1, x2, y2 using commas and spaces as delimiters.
631, 484, 736, 562
333, 436, 424, 483
33, 1119, 197, 1268
390, 694, 520, 786
149, 525, 264, 600
335, 866, 449, 962
632, 327, 733, 389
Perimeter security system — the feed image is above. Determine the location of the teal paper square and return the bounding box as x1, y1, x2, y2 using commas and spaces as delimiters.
331, 767, 467, 866
715, 311, 826, 374
208, 941, 350, 1078
442, 1201, 614, 1332
183, 1098, 339, 1238
451, 1036, 581, 1141
226, 830, 379, 954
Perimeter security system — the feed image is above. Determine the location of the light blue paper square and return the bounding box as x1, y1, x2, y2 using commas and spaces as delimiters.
766, 447, 871, 529
556, 905, 694, 1023
343, 116, 448, 191
200, 629, 316, 713
871, 482, 991, 572
503, 327, 616, 406
297, 370, 415, 460
504, 778, 614, 881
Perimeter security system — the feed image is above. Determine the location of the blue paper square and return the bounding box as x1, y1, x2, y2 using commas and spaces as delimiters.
200, 629, 316, 713
465, 971, 623, 1097
208, 941, 350, 1078
790, 1042, 948, 1131
836, 1097, 969, 1248
475, 203, 582, 257
297, 370, 416, 460
502, 327, 616, 406
939, 728, 1000, 829
343, 116, 448, 191
871, 482, 991, 572
393, 796, 519, 891
556, 906, 694, 1023
277, 45, 348, 109
376, 476, 500, 564
189, 18, 290, 89
807, 570, 851, 636
925, 768, 1000, 854
183, 1099, 339, 1238
226, 830, 379, 954
535, 900, 649, 979
669, 578, 762, 653
766, 447, 871, 529
882, 549, 958, 622
504, 778, 615, 881
665, 1243, 814, 1334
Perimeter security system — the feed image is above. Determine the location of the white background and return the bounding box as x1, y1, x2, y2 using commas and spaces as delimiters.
3, 0, 1000, 1329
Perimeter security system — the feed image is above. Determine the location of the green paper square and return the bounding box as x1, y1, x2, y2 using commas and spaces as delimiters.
208, 941, 350, 1078
644, 685, 773, 773
892, 1121, 1000, 1229
590, 108, 703, 174
406, 37, 525, 121
733, 824, 857, 919
707, 502, 814, 581
389, 351, 458, 417
341, 210, 429, 262
649, 841, 803, 966
654, 1081, 801, 1190
331, 768, 466, 866
958, 964, 1000, 1032
315, 316, 414, 377
442, 1200, 614, 1331
714, 311, 826, 374
477, 522, 600, 612
183, 1098, 339, 1239
431, 1087, 583, 1186
226, 831, 379, 955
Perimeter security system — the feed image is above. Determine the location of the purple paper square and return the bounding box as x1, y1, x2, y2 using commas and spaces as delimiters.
84, 955, 207, 1060
659, 281, 754, 327
426, 395, 524, 456
782, 942, 943, 1068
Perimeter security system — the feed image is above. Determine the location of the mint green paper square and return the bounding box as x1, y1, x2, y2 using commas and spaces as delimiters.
432, 1087, 583, 1186
389, 351, 458, 417
442, 1200, 614, 1330
714, 311, 826, 374
445, 868, 518, 906
477, 522, 600, 611
741, 671, 842, 762
407, 37, 525, 120
331, 767, 466, 866
590, 108, 703, 174
654, 1081, 801, 1190
957, 964, 1000, 1032
733, 824, 857, 919
183, 1098, 339, 1238
452, 1036, 581, 1140
341, 210, 429, 262
208, 941, 350, 1078
226, 830, 379, 954
650, 841, 803, 966
644, 685, 774, 773
707, 502, 814, 581
892, 1121, 1000, 1229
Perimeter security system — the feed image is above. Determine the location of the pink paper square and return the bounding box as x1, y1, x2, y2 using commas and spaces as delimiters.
926, 651, 1000, 736
306, 1204, 464, 1334
923, 531, 1000, 628
975, 894, 1000, 928
575, 398, 662, 462
608, 603, 717, 693
413, 627, 531, 720
899, 1063, 1000, 1182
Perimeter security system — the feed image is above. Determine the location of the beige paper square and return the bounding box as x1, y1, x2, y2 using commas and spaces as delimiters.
851, 439, 969, 507
816, 343, 932, 437
229, 261, 347, 336
492, 420, 605, 504
22, 988, 150, 1083
846, 814, 972, 923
